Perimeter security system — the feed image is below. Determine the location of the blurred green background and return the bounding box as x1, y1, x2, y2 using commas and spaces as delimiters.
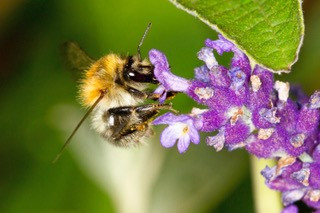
0, 0, 319, 212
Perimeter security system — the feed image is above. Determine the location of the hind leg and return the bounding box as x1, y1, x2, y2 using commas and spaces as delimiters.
105, 104, 175, 141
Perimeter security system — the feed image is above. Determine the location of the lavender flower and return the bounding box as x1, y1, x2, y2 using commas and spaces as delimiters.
149, 49, 189, 103
149, 35, 320, 211
153, 113, 200, 153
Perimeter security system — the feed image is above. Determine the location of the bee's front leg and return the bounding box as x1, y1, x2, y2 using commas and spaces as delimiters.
146, 91, 178, 101
126, 86, 178, 101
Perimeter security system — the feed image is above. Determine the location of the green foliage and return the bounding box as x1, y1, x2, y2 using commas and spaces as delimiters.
169, 0, 304, 72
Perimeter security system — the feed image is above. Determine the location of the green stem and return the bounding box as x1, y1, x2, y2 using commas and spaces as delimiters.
251, 156, 282, 213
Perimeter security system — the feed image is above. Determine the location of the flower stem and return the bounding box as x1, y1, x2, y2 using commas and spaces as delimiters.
251, 156, 282, 213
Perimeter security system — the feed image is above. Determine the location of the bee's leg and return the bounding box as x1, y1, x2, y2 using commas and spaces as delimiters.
146, 91, 178, 101
126, 86, 178, 101
106, 106, 134, 138
109, 104, 176, 140
126, 87, 148, 99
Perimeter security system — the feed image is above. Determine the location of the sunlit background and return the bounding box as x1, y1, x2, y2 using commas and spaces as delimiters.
0, 0, 319, 212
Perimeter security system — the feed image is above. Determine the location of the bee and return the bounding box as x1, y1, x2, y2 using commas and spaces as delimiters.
53, 23, 176, 162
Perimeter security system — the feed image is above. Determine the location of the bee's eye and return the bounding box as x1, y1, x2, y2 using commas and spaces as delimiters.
125, 70, 158, 84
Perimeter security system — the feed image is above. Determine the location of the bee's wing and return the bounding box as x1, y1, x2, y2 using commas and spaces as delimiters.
62, 41, 95, 73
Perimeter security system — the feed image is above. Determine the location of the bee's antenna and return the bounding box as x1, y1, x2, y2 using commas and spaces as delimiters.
52, 90, 107, 163
137, 22, 152, 61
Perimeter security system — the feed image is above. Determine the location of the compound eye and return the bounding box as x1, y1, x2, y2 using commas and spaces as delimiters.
126, 70, 158, 84
127, 70, 147, 82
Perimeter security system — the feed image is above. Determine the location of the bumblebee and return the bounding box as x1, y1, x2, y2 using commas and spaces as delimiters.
53, 23, 175, 162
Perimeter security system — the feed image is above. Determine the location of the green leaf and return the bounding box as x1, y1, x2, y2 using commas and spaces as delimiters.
169, 0, 304, 73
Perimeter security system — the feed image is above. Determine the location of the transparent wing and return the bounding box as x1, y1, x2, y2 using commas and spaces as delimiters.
62, 41, 95, 72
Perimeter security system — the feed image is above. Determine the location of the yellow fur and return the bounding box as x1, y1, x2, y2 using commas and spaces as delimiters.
80, 54, 126, 107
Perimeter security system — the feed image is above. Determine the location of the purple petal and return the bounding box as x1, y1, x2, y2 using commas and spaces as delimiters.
282, 188, 307, 206
291, 166, 310, 186
205, 35, 250, 75
228, 67, 246, 91
197, 47, 217, 69
160, 71, 190, 92
309, 91, 320, 109
149, 49, 169, 71
261, 166, 277, 182
251, 108, 274, 129
205, 35, 234, 55
153, 113, 191, 125
154, 85, 166, 94
160, 125, 180, 148
177, 135, 191, 153
153, 85, 167, 104
194, 65, 211, 83
149, 49, 190, 92
281, 205, 298, 213
188, 125, 200, 144
290, 133, 306, 148
258, 107, 281, 124
206, 129, 225, 151
268, 178, 303, 192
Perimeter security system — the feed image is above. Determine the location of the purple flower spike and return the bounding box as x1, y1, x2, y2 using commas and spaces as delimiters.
153, 113, 200, 153
149, 49, 190, 93
151, 35, 320, 211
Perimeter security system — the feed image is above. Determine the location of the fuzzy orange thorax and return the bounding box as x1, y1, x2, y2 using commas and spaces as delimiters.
79, 54, 126, 106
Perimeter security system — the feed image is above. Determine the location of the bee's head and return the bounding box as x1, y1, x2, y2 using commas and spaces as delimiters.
123, 56, 158, 85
